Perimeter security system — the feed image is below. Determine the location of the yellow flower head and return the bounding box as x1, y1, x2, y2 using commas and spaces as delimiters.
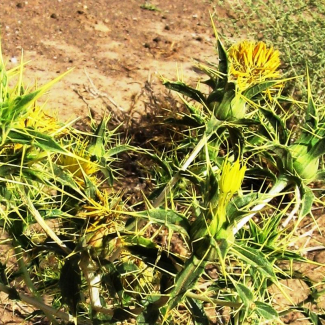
57, 140, 99, 185
209, 158, 246, 237
219, 158, 246, 196
17, 105, 62, 135
228, 40, 281, 90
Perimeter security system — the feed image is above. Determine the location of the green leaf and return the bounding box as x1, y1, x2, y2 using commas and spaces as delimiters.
254, 301, 278, 320
243, 80, 278, 99
228, 127, 245, 158
299, 185, 315, 217
186, 297, 209, 325
226, 192, 260, 223
163, 81, 207, 104
135, 208, 190, 237
165, 114, 204, 128
141, 151, 173, 178
231, 245, 276, 280
202, 165, 219, 207
245, 167, 276, 182
306, 69, 318, 130
88, 118, 107, 158
206, 116, 223, 134
296, 307, 325, 325
210, 84, 235, 119
217, 38, 228, 80
309, 137, 325, 159
233, 283, 253, 307
8, 128, 67, 154
126, 245, 180, 275
104, 144, 131, 158
162, 255, 206, 318
257, 106, 288, 145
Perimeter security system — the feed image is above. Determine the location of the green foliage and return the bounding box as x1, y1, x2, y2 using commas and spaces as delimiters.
0, 18, 324, 325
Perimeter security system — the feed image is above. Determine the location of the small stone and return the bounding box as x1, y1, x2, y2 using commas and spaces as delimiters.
16, 2, 24, 8
50, 13, 58, 19
153, 36, 161, 43
257, 32, 264, 40
164, 25, 170, 30
143, 43, 150, 48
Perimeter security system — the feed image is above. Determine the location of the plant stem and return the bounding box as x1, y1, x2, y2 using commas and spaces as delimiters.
79, 251, 111, 316
232, 176, 289, 234
152, 133, 211, 208
13, 240, 59, 325
20, 189, 72, 255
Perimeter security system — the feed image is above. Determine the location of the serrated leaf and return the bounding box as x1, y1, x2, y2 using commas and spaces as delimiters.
254, 301, 278, 320
299, 185, 315, 217
141, 151, 173, 178
8, 128, 67, 154
257, 106, 288, 145
306, 69, 318, 129
217, 39, 228, 80
202, 165, 219, 206
226, 192, 260, 223
243, 81, 278, 99
134, 208, 190, 237
165, 115, 204, 128
231, 245, 276, 280
104, 144, 131, 158
162, 255, 206, 318
163, 81, 207, 104
233, 283, 254, 307
88, 118, 107, 158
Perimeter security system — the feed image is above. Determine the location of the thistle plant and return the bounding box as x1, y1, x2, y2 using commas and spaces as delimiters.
138, 25, 325, 323
0, 21, 324, 325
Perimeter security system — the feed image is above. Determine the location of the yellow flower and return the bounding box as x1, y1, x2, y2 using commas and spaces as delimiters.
228, 40, 281, 90
219, 158, 246, 196
57, 140, 99, 185
17, 105, 62, 135
14, 105, 64, 150
210, 158, 246, 236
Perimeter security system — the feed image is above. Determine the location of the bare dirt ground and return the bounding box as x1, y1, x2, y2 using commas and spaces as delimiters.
0, 0, 228, 122
0, 1, 324, 324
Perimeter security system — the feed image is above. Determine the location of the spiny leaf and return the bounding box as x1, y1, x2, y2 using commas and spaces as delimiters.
243, 80, 279, 99
231, 244, 276, 280
254, 301, 278, 320
299, 185, 314, 217
186, 297, 209, 325
217, 38, 228, 78
104, 144, 131, 158
233, 282, 254, 307
132, 208, 190, 237
8, 128, 67, 154
305, 68, 318, 129
163, 81, 207, 104
257, 106, 288, 144
162, 255, 206, 319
